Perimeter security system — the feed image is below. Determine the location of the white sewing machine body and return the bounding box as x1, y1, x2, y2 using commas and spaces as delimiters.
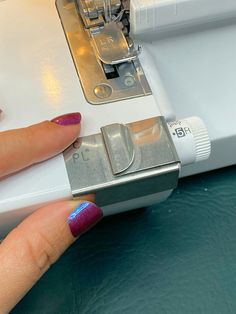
0, 0, 236, 236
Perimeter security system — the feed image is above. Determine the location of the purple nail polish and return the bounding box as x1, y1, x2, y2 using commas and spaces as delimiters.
51, 112, 81, 126
68, 202, 103, 237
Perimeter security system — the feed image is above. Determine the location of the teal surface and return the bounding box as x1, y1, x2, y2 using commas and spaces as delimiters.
12, 166, 236, 314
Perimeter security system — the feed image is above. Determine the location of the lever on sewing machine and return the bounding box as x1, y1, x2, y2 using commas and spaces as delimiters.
77, 0, 140, 65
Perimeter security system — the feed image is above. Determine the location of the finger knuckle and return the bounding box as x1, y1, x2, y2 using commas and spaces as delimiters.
14, 227, 60, 276
30, 232, 59, 273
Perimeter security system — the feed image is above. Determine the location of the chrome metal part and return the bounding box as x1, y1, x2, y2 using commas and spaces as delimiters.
78, 0, 121, 26
85, 0, 139, 65
64, 117, 180, 206
90, 21, 140, 65
101, 123, 135, 174
56, 0, 151, 104
103, 0, 112, 22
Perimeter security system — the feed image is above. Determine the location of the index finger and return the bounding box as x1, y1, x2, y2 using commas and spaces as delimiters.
0, 113, 81, 178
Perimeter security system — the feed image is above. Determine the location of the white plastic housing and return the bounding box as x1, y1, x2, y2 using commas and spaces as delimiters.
130, 0, 236, 36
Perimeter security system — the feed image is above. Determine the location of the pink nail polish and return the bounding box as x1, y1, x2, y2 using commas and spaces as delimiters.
51, 112, 81, 126
68, 202, 103, 238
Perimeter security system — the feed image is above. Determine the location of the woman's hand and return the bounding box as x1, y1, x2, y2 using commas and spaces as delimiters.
0, 113, 103, 313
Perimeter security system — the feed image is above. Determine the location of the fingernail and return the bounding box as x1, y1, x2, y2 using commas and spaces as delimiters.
68, 202, 103, 237
51, 112, 81, 126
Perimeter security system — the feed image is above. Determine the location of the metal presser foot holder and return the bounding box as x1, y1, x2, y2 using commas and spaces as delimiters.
56, 0, 151, 104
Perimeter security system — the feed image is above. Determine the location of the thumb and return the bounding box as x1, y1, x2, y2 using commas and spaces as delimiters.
0, 198, 103, 313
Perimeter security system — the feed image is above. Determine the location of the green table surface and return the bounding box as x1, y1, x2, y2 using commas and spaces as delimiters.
12, 166, 236, 314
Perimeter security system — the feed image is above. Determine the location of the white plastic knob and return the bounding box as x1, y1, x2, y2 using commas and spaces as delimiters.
167, 117, 211, 166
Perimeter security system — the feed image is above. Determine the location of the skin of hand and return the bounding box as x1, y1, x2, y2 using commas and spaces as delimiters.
0, 113, 103, 313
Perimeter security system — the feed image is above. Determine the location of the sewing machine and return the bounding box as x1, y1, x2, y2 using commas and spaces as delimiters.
1, 0, 236, 236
